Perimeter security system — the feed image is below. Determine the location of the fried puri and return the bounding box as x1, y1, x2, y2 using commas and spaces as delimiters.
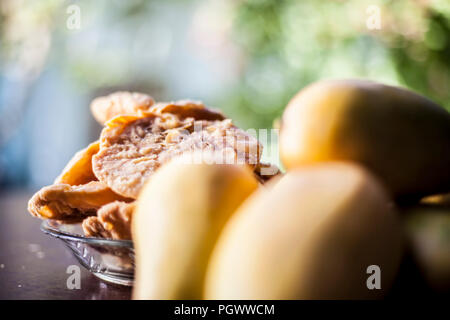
28, 181, 132, 221
90, 91, 155, 124
92, 102, 262, 198
82, 201, 135, 240
54, 141, 100, 185
28, 94, 276, 240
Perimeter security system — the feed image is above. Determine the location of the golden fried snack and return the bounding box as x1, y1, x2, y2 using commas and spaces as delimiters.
92, 103, 262, 198
90, 91, 155, 124
54, 141, 100, 185
28, 181, 132, 221
82, 201, 135, 240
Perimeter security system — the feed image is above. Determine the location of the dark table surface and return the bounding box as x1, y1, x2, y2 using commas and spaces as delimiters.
1, 190, 448, 300
0, 190, 132, 300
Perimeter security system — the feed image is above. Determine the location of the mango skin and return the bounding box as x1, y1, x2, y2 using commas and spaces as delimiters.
205, 163, 403, 299
132, 159, 259, 300
280, 79, 450, 199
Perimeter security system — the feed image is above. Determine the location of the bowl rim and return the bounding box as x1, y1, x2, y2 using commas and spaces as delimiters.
40, 220, 133, 248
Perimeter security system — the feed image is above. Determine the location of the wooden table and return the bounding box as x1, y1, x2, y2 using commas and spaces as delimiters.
1, 190, 447, 300
0, 190, 132, 300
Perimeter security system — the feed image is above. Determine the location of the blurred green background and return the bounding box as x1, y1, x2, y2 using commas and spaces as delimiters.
0, 0, 449, 188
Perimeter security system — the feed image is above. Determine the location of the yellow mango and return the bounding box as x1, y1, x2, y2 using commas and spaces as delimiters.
280, 79, 450, 199
132, 158, 259, 300
205, 163, 403, 299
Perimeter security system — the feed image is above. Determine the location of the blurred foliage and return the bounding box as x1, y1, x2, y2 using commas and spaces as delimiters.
1, 0, 449, 131
0, 0, 449, 186
223, 0, 450, 129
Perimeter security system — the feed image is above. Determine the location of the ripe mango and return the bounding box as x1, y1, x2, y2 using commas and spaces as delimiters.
280, 79, 450, 199
132, 158, 259, 300
205, 163, 403, 299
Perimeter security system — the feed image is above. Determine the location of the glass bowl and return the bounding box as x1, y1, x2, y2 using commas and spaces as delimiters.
40, 220, 134, 286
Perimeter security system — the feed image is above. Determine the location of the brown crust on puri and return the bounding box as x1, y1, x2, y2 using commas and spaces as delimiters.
82, 201, 135, 240
90, 91, 155, 125
82, 216, 110, 238
27, 181, 133, 221
147, 100, 225, 121
253, 162, 282, 184
54, 141, 100, 185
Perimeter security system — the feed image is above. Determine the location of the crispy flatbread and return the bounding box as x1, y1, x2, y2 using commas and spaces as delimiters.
28, 181, 132, 221
54, 141, 100, 185
90, 91, 155, 124
93, 102, 261, 198
82, 201, 135, 240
